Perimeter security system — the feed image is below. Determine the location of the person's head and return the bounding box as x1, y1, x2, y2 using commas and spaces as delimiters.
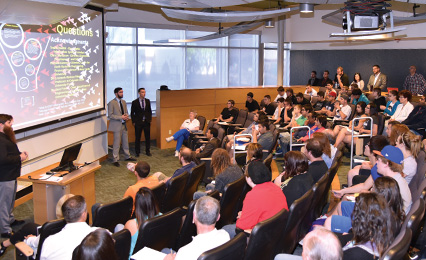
206, 127, 218, 139
420, 94, 426, 105
138, 88, 146, 99
339, 94, 349, 105
355, 101, 367, 116
62, 195, 87, 223
284, 97, 293, 108
372, 65, 381, 74
305, 138, 323, 159
389, 123, 409, 146
395, 131, 422, 158
399, 90, 412, 104
258, 119, 270, 135
253, 111, 260, 122
72, 229, 118, 260
194, 196, 220, 226
247, 92, 254, 102
293, 104, 302, 114
246, 160, 271, 186
351, 88, 362, 99
246, 143, 263, 162
317, 91, 325, 101
386, 121, 403, 138
350, 83, 359, 90
327, 91, 336, 102
301, 104, 313, 117
302, 227, 343, 260
313, 132, 331, 157
326, 82, 333, 90
340, 85, 349, 94
336, 66, 344, 76
323, 70, 330, 79
409, 65, 417, 75
0, 114, 15, 143
189, 109, 197, 120
286, 88, 294, 97
351, 193, 396, 257
374, 145, 404, 175
388, 90, 398, 102
56, 194, 75, 219
277, 97, 285, 108
135, 161, 150, 179
134, 187, 159, 227
179, 147, 194, 165
311, 71, 317, 78
227, 100, 235, 109
257, 112, 268, 122
354, 72, 362, 82
283, 151, 309, 179
306, 84, 313, 93
306, 111, 316, 124
296, 92, 304, 103
211, 148, 231, 177
315, 114, 327, 128
277, 86, 285, 96
367, 103, 378, 116
364, 135, 389, 157
374, 176, 405, 223
114, 87, 123, 99
372, 87, 382, 98
263, 95, 271, 105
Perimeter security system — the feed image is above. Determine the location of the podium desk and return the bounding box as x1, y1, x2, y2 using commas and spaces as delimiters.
18, 161, 101, 224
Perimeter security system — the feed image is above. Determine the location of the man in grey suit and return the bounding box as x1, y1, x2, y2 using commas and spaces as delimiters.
108, 87, 135, 167
367, 64, 387, 92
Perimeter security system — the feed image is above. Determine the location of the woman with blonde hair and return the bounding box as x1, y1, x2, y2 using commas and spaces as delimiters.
394, 131, 422, 184
312, 132, 336, 168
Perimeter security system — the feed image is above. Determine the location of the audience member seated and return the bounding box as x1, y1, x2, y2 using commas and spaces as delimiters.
274, 86, 287, 102
222, 161, 288, 238
251, 119, 275, 152
286, 88, 297, 105
320, 70, 333, 87
334, 66, 350, 89
72, 229, 118, 260
274, 151, 313, 207
305, 84, 318, 97
392, 131, 421, 184
332, 94, 352, 122
307, 71, 320, 86
195, 127, 220, 159
296, 114, 327, 143
40, 195, 99, 260
317, 91, 337, 118
274, 227, 342, 260
331, 145, 412, 215
312, 132, 336, 169
336, 85, 349, 101
304, 138, 329, 183
295, 92, 310, 106
193, 148, 243, 199
341, 193, 400, 259
313, 91, 326, 111
281, 98, 294, 125
350, 88, 369, 105
294, 107, 315, 139
217, 100, 238, 124
325, 82, 337, 96
161, 147, 197, 186
163, 196, 230, 260
262, 95, 275, 116
120, 187, 160, 259
279, 105, 307, 154
350, 72, 366, 91
382, 90, 400, 117
401, 93, 426, 135
372, 87, 386, 112
346, 136, 388, 186
241, 143, 263, 172
390, 90, 414, 123
165, 110, 200, 156
272, 98, 285, 124
245, 92, 260, 113
0, 194, 74, 257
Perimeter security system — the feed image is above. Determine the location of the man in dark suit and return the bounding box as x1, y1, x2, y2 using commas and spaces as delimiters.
131, 88, 152, 157
307, 71, 320, 86
195, 127, 220, 159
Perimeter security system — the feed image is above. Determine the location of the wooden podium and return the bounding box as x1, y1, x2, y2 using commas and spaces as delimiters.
18, 161, 101, 224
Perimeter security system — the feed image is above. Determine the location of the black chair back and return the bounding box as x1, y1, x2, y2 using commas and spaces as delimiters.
410, 150, 426, 201
233, 183, 252, 221
380, 227, 412, 260
36, 218, 67, 260
263, 153, 273, 173
200, 158, 213, 184
197, 233, 247, 260
234, 109, 248, 126
151, 182, 166, 208
276, 189, 314, 254
419, 179, 426, 200
197, 115, 207, 131
208, 190, 221, 201
92, 196, 133, 233
403, 198, 425, 244
161, 172, 189, 212
244, 209, 289, 260
377, 113, 386, 136
347, 104, 356, 121
216, 176, 246, 228
313, 173, 330, 219
175, 200, 197, 250
182, 162, 206, 207
243, 112, 255, 128
112, 229, 131, 260
133, 208, 184, 254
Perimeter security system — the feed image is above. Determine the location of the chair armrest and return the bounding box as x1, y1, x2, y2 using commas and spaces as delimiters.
15, 242, 34, 257
193, 135, 208, 140
227, 123, 243, 127
200, 158, 212, 161
199, 140, 208, 144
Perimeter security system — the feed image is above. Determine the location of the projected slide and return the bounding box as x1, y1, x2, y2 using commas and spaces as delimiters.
0, 7, 104, 131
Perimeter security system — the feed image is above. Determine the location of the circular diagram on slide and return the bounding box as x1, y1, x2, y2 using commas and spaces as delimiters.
19, 77, 30, 90
25, 64, 36, 76
11, 51, 25, 67
24, 38, 42, 60
0, 24, 24, 48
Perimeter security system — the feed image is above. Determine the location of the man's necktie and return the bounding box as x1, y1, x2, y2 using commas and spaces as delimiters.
119, 100, 124, 115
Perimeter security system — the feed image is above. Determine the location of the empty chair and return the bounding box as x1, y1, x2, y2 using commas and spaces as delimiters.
228, 109, 248, 134
244, 209, 289, 260
182, 162, 206, 207
216, 176, 246, 228
151, 182, 166, 208
112, 229, 131, 260
132, 207, 184, 254
175, 200, 197, 250
200, 158, 213, 184
380, 227, 412, 260
197, 115, 207, 131
161, 171, 189, 212
197, 232, 247, 260
92, 196, 133, 233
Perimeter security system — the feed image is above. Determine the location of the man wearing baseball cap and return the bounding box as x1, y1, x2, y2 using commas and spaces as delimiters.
317, 91, 337, 117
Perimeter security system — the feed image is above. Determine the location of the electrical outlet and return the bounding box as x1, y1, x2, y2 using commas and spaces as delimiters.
169, 130, 172, 134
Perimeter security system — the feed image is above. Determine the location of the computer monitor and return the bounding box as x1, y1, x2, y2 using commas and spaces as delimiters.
51, 143, 82, 172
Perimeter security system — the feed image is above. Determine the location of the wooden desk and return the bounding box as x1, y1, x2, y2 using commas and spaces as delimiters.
18, 161, 101, 224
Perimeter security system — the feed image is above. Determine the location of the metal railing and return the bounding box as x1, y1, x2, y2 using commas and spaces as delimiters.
350, 116, 373, 169
289, 126, 311, 151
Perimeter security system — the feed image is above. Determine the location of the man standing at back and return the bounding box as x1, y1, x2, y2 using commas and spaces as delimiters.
367, 65, 387, 92
403, 65, 426, 95
108, 87, 135, 167
40, 195, 98, 260
131, 88, 152, 157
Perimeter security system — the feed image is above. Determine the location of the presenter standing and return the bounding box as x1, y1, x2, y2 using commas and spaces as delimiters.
0, 114, 27, 238
108, 88, 135, 167
131, 88, 152, 157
